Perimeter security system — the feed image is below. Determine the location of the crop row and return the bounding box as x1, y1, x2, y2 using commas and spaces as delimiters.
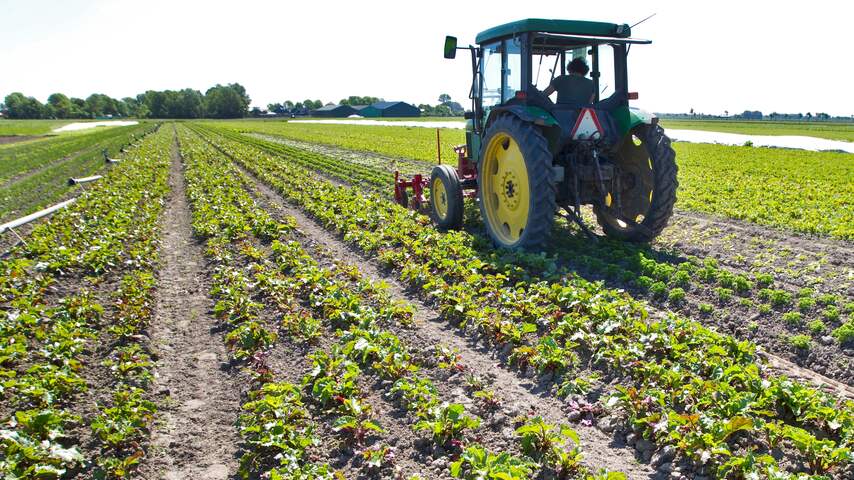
206, 119, 464, 164
0, 124, 142, 181
0, 126, 173, 477
0, 124, 159, 222
250, 132, 433, 179
191, 125, 853, 479
208, 127, 391, 190
178, 125, 627, 479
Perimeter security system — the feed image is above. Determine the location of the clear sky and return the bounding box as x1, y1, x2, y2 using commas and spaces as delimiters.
1, 0, 852, 116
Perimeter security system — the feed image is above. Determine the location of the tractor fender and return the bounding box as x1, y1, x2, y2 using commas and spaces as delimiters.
612, 105, 657, 138
484, 105, 561, 155
485, 105, 559, 129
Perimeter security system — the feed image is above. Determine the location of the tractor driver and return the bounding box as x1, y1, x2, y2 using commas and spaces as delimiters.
543, 57, 595, 105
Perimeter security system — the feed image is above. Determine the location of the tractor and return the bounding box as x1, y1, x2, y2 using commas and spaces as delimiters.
394, 18, 678, 250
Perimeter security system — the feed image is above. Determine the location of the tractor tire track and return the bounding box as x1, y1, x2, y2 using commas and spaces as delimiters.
137, 131, 241, 480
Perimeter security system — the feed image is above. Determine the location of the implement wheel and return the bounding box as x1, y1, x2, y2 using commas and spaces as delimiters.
430, 165, 464, 229
478, 115, 555, 250
593, 124, 678, 242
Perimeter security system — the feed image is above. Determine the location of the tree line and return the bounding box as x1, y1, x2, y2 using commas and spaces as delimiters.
266, 99, 325, 115
1, 83, 251, 119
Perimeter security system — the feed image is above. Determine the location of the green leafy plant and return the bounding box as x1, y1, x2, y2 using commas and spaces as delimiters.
450, 444, 535, 480
414, 403, 480, 446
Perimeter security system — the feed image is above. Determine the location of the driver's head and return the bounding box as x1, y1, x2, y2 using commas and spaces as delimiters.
568, 58, 590, 76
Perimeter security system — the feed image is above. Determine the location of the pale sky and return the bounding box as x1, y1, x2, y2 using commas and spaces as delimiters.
1, 0, 852, 116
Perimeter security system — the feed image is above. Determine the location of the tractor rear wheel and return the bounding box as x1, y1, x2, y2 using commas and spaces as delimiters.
593, 124, 677, 242
478, 115, 555, 250
430, 165, 464, 229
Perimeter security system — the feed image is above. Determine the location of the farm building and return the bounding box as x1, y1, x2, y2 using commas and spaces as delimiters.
372, 101, 420, 117
312, 104, 357, 117
352, 105, 381, 117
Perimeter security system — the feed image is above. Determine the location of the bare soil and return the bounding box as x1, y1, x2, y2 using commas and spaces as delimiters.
137, 135, 242, 480
0, 135, 41, 145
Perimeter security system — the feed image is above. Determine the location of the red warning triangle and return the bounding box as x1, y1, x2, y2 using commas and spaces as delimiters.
570, 108, 604, 140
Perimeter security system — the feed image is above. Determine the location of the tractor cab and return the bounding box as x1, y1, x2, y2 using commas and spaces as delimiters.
451, 19, 653, 164
396, 19, 677, 251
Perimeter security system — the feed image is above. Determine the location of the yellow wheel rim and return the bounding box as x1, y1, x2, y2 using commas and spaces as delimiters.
481, 133, 530, 244
432, 177, 449, 220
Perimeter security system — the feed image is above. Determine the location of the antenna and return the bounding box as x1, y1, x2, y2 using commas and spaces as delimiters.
631, 13, 656, 29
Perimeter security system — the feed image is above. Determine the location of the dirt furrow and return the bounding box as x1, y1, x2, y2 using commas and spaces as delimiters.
138, 132, 241, 480
236, 163, 658, 479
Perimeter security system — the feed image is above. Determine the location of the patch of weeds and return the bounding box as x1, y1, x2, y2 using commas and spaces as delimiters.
716, 287, 733, 303
782, 312, 803, 326
798, 297, 815, 312
788, 334, 812, 350
807, 320, 826, 334
667, 288, 686, 304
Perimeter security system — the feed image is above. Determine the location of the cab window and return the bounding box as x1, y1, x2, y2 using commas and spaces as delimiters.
481, 42, 502, 109
503, 37, 522, 102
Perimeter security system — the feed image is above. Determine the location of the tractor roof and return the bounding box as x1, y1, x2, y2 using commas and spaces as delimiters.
475, 18, 632, 44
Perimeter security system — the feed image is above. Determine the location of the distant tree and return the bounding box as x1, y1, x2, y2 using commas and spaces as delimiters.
293, 101, 304, 110
433, 104, 452, 116
340, 95, 381, 106
806, 112, 812, 120
312, 100, 323, 109
249, 106, 264, 117
204, 84, 250, 118
438, 93, 452, 103
70, 98, 87, 117
4, 92, 47, 119
177, 89, 205, 118
724, 110, 728, 117
441, 100, 464, 115
47, 93, 74, 119
283, 100, 294, 109
689, 108, 694, 116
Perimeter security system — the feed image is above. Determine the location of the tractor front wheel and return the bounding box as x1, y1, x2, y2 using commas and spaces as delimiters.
430, 165, 464, 229
593, 124, 678, 242
478, 115, 556, 250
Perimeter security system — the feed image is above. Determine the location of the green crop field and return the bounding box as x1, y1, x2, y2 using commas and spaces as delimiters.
660, 119, 854, 142
0, 123, 155, 222
212, 120, 854, 240
0, 119, 72, 136
1, 121, 851, 480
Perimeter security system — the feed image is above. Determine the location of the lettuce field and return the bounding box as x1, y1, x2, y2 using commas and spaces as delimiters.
0, 121, 852, 480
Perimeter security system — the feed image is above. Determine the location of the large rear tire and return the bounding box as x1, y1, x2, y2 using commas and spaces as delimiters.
478, 115, 556, 251
430, 165, 464, 230
593, 123, 677, 242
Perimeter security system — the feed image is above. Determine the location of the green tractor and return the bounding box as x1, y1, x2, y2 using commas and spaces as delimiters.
395, 18, 677, 250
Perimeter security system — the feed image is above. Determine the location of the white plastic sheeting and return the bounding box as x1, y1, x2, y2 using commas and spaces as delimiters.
53, 121, 139, 133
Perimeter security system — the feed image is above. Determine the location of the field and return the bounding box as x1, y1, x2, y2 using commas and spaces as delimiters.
0, 123, 154, 226
660, 120, 854, 143
0, 119, 72, 137
1, 121, 852, 480
210, 119, 854, 239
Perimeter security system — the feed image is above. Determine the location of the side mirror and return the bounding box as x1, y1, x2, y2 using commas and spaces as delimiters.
463, 110, 474, 119
444, 36, 457, 59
